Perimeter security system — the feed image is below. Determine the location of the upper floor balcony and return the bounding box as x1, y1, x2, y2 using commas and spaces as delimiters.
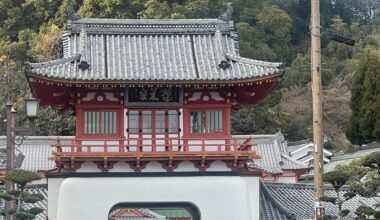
51, 136, 258, 172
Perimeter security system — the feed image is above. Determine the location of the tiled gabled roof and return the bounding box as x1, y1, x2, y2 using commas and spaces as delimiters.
260, 183, 295, 220
27, 18, 284, 83
262, 182, 380, 220
0, 136, 71, 172
234, 133, 308, 174
280, 153, 308, 170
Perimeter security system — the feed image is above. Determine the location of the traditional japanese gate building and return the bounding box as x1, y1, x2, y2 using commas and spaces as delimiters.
26, 14, 287, 220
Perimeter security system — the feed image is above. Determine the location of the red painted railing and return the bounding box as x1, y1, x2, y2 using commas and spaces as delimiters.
52, 137, 255, 157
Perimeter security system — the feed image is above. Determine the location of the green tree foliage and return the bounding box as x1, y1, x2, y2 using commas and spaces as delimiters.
355, 205, 378, 220
322, 171, 354, 220
346, 51, 380, 145
335, 152, 380, 219
281, 53, 310, 89
79, 0, 143, 18
350, 152, 380, 198
0, 169, 43, 219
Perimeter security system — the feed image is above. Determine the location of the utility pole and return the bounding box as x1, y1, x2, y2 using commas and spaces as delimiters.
311, 0, 324, 219
5, 101, 16, 220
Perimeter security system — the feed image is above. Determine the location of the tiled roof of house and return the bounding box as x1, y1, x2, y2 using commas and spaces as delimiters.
27, 18, 284, 83
280, 154, 308, 170
0, 136, 73, 171
22, 184, 48, 220
235, 133, 308, 174
262, 182, 380, 220
324, 146, 380, 173
287, 140, 332, 167
260, 183, 295, 220
0, 185, 48, 220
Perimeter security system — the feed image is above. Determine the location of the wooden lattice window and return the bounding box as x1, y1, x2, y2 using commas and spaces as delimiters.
84, 111, 117, 135
190, 110, 223, 134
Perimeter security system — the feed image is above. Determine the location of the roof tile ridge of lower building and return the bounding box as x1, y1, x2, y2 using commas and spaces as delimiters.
289, 143, 314, 155
248, 162, 281, 174
28, 54, 81, 68
225, 53, 284, 68
330, 148, 380, 161
14, 136, 74, 140
272, 137, 284, 166
25, 183, 48, 189
287, 139, 312, 146
267, 182, 349, 193
260, 182, 296, 219
264, 182, 316, 189
297, 154, 314, 161
280, 153, 308, 169
231, 134, 277, 143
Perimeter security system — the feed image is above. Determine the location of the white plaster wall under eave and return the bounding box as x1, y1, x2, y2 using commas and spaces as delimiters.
52, 176, 260, 220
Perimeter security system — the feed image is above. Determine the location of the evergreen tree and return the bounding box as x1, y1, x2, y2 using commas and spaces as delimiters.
346, 51, 380, 145
321, 171, 355, 220
0, 170, 43, 220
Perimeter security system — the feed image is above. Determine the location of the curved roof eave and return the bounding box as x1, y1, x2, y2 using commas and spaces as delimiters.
26, 71, 284, 85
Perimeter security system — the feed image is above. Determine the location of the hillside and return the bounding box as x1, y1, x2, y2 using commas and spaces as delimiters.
279, 71, 353, 150
0, 0, 379, 152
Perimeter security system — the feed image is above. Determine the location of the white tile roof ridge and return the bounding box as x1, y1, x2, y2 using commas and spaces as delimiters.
62, 31, 70, 58
287, 139, 311, 146
0, 136, 74, 143
74, 18, 227, 25
79, 28, 88, 63
331, 146, 380, 162
247, 161, 277, 174
225, 53, 284, 68
280, 153, 308, 170
27, 54, 81, 68
69, 18, 233, 35
214, 27, 228, 64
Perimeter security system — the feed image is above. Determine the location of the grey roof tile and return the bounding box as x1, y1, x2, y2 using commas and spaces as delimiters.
22, 185, 48, 220
280, 154, 308, 170
260, 183, 295, 220
28, 18, 284, 82
233, 133, 307, 174
0, 136, 73, 171
0, 185, 48, 220
262, 182, 380, 220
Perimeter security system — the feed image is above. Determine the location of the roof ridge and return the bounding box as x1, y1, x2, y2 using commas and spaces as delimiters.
75, 18, 227, 24
280, 153, 308, 168
264, 182, 350, 191
27, 54, 81, 68
247, 161, 277, 174
25, 183, 48, 189
225, 53, 284, 69
68, 18, 234, 35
